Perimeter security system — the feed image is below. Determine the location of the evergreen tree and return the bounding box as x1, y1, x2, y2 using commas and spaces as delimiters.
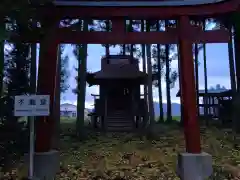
59, 45, 70, 93
0, 41, 30, 167
71, 19, 90, 137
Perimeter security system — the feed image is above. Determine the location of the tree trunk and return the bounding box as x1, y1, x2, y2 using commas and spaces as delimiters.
30, 44, 37, 93
27, 42, 37, 135
0, 21, 4, 96
130, 20, 134, 57
76, 20, 88, 138
228, 26, 236, 93
203, 42, 208, 123
141, 20, 148, 116
105, 20, 110, 56
177, 44, 184, 126
194, 44, 199, 117
156, 21, 164, 122
52, 45, 60, 149
234, 27, 240, 92
165, 21, 172, 123
146, 21, 155, 134
157, 44, 164, 122
233, 20, 240, 134
122, 20, 126, 55
203, 21, 208, 124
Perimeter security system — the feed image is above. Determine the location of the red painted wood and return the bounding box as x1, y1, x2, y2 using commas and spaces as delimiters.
179, 16, 201, 153
12, 28, 229, 44
191, 29, 230, 43
37, 0, 239, 19
58, 0, 174, 1
35, 27, 59, 153
112, 19, 125, 33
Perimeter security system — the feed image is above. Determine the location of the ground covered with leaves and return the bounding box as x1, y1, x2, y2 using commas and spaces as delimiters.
56, 124, 240, 180
1, 123, 240, 180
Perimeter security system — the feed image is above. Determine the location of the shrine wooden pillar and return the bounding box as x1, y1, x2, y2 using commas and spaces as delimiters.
178, 16, 201, 153
35, 22, 59, 152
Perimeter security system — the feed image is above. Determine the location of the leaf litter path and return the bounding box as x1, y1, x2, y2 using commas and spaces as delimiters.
57, 126, 240, 180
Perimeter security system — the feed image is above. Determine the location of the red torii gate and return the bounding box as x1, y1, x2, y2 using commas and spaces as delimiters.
24, 0, 239, 154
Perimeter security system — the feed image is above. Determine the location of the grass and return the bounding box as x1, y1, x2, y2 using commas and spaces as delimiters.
2, 118, 240, 180
58, 119, 240, 179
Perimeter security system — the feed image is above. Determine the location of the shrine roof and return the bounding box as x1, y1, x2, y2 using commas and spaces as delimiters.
176, 89, 232, 97
89, 66, 147, 79
54, 0, 226, 7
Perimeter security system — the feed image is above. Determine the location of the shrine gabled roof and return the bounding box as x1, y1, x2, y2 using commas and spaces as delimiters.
91, 66, 147, 79
54, 0, 226, 7
176, 89, 232, 97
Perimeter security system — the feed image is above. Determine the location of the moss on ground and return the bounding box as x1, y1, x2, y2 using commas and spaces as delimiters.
1, 123, 240, 180
56, 124, 240, 180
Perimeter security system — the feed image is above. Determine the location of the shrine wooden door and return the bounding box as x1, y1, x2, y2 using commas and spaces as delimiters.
108, 86, 132, 111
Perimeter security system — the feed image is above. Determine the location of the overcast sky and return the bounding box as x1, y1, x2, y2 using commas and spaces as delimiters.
61, 43, 231, 109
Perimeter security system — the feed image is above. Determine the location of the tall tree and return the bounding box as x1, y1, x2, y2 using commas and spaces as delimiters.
146, 21, 155, 134
129, 20, 134, 57
0, 21, 4, 96
194, 43, 200, 116
156, 44, 164, 122
74, 20, 88, 138
203, 21, 208, 120
30, 43, 36, 93
119, 20, 139, 56
52, 45, 69, 148
192, 20, 204, 118
152, 20, 164, 122
155, 20, 164, 122
177, 44, 184, 125
165, 45, 172, 122
59, 45, 69, 93
152, 20, 178, 122
232, 13, 240, 92
140, 20, 148, 126
2, 41, 30, 164
96, 20, 111, 56
165, 21, 172, 123
227, 25, 236, 92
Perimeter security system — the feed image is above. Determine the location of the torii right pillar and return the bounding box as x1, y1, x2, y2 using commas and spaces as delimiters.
176, 16, 212, 180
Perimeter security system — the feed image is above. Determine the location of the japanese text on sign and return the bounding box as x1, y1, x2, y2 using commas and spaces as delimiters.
14, 95, 50, 117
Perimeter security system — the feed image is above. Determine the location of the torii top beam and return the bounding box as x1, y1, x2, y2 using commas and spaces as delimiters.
54, 0, 227, 7
36, 0, 240, 19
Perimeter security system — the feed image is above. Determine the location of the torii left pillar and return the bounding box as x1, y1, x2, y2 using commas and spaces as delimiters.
30, 22, 59, 180
176, 16, 212, 180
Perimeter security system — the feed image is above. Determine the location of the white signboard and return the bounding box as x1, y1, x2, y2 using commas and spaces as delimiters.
14, 95, 50, 117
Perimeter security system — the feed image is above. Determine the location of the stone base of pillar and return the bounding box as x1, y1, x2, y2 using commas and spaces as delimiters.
176, 152, 212, 180
25, 150, 59, 180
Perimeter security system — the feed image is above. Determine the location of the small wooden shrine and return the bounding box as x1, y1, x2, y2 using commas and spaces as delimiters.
176, 89, 233, 121
86, 55, 147, 131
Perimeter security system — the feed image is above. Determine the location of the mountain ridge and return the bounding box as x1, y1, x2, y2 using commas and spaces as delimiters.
153, 102, 181, 116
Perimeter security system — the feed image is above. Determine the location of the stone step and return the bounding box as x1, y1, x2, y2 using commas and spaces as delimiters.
108, 114, 128, 117
107, 120, 133, 124
107, 121, 133, 125
108, 112, 129, 116
107, 118, 132, 122
105, 113, 134, 132
107, 110, 129, 113
106, 126, 134, 132
107, 116, 128, 119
